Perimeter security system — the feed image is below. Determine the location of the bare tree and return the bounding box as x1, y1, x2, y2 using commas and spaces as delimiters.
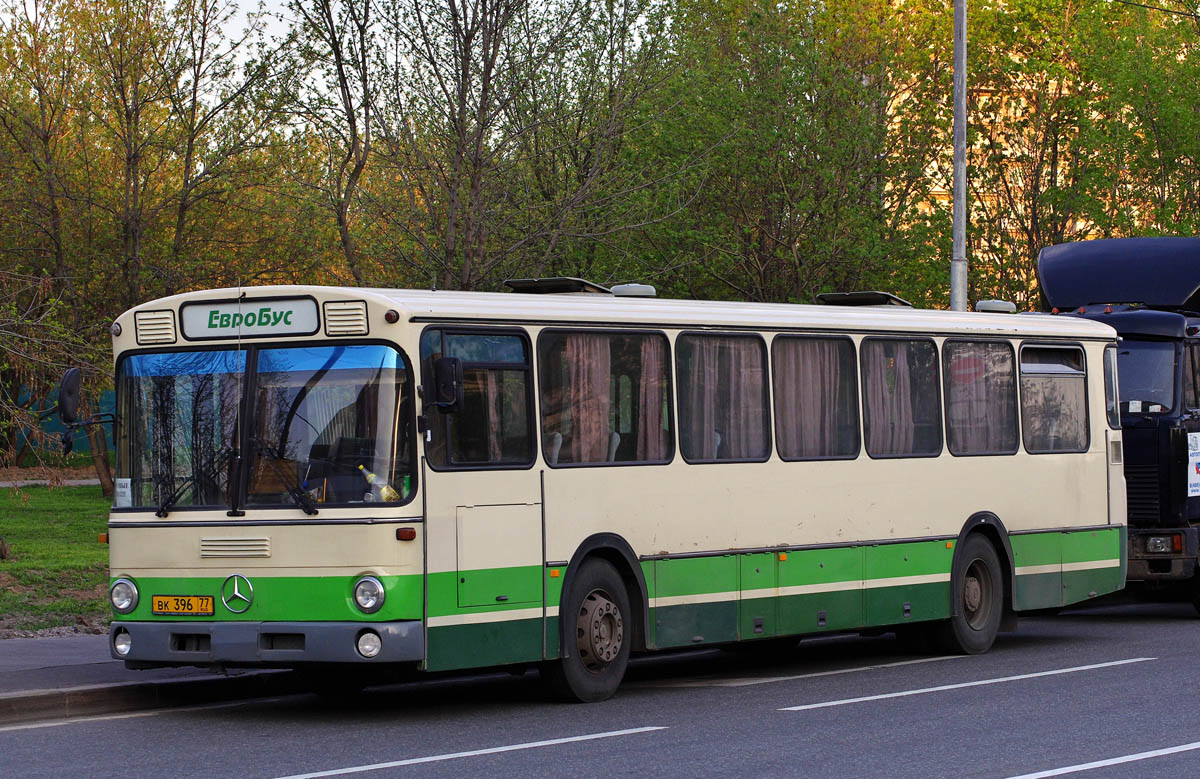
290, 0, 375, 283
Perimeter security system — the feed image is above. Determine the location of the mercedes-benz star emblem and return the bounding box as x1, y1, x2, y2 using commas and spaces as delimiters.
221, 574, 254, 614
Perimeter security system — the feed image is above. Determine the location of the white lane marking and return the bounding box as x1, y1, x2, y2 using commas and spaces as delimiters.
637, 654, 965, 689
271, 726, 669, 778
1007, 741, 1200, 778
0, 697, 288, 733
779, 657, 1154, 711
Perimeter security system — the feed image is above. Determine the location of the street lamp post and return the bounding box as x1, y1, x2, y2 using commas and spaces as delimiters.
950, 0, 968, 311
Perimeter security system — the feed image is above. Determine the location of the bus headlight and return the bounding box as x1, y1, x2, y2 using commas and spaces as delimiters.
357, 630, 382, 658
113, 629, 132, 656
110, 578, 139, 613
353, 576, 385, 613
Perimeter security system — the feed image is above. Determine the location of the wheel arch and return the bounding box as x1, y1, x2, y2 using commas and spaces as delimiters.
953, 512, 1016, 625
559, 533, 649, 655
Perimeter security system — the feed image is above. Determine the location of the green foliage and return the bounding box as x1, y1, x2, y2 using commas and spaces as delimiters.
0, 486, 110, 633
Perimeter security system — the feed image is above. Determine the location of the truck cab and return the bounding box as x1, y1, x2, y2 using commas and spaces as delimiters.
1040, 238, 1200, 609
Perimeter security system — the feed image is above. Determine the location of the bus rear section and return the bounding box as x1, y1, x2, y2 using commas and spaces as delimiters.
1040, 237, 1200, 609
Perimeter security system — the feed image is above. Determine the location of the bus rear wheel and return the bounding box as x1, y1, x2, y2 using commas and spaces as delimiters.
543, 558, 631, 703
939, 534, 1003, 654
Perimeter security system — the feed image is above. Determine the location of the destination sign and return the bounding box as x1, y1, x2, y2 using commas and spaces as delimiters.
181, 298, 319, 340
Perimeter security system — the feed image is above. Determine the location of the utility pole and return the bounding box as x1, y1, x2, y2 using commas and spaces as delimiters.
950, 0, 968, 311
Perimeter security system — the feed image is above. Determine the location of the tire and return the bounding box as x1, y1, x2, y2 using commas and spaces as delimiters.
939, 534, 1003, 654
542, 558, 632, 703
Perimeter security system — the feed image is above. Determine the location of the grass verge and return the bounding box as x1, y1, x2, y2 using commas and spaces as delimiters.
0, 486, 111, 636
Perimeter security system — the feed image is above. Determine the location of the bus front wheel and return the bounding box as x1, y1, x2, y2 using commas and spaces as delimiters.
940, 534, 1003, 654
543, 558, 632, 703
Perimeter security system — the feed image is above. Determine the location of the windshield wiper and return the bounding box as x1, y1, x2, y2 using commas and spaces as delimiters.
155, 447, 235, 517
155, 478, 196, 518
252, 439, 319, 515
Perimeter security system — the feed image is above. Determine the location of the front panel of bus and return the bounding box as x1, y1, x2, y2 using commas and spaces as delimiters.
105, 292, 426, 669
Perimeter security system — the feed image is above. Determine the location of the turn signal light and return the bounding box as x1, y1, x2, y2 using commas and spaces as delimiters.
395, 528, 417, 541
99, 533, 108, 544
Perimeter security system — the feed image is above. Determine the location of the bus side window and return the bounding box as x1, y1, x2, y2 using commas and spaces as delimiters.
1019, 345, 1088, 453
861, 338, 942, 458
420, 328, 534, 469
676, 333, 771, 463
943, 340, 1018, 456
537, 330, 672, 466
772, 335, 859, 460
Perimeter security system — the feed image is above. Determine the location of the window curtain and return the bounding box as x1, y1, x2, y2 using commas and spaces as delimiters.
946, 344, 1016, 454
775, 339, 844, 459
485, 370, 502, 462
636, 336, 668, 460
864, 341, 915, 456
566, 334, 611, 462
682, 336, 766, 460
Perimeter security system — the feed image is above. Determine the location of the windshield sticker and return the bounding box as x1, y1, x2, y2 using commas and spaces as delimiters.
1128, 400, 1142, 413
1189, 434, 1200, 498
181, 299, 319, 339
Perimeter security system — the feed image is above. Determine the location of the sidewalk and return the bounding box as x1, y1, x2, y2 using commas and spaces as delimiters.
0, 634, 295, 725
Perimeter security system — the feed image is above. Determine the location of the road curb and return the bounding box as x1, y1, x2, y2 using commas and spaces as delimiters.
0, 671, 298, 726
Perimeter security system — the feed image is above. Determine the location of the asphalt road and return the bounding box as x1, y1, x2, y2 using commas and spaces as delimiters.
2, 600, 1197, 779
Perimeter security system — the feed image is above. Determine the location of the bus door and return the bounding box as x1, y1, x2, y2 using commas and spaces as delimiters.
419, 328, 544, 671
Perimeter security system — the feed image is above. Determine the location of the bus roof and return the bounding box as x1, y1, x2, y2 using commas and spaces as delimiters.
118, 285, 1117, 344
1039, 237, 1200, 310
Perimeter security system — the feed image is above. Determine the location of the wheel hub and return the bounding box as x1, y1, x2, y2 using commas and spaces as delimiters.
964, 576, 982, 613
576, 589, 624, 672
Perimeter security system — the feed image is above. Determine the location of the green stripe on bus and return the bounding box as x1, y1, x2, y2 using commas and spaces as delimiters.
1061, 527, 1122, 564
109, 574, 422, 622
1011, 532, 1062, 568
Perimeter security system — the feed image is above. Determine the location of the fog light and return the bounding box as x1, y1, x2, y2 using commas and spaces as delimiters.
1146, 536, 1174, 554
356, 630, 382, 658
113, 630, 132, 657
353, 576, 385, 613
110, 578, 139, 613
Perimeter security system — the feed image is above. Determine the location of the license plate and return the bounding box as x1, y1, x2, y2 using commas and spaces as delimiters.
151, 595, 215, 616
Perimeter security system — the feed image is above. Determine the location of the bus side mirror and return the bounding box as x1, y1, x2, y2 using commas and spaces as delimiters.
58, 367, 81, 425
433, 357, 464, 412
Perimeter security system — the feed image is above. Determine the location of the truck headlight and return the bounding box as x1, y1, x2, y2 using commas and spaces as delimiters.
353, 576, 385, 613
1145, 535, 1180, 554
110, 578, 139, 613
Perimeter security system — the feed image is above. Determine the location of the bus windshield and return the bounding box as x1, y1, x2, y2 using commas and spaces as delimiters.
115, 344, 413, 511
1116, 340, 1176, 413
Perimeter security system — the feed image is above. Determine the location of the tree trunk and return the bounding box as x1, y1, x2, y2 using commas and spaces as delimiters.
87, 424, 114, 497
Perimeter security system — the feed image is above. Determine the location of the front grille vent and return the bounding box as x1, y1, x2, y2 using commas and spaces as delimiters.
324, 300, 369, 336
200, 536, 270, 558
1124, 463, 1161, 525
1109, 440, 1123, 465
134, 310, 177, 344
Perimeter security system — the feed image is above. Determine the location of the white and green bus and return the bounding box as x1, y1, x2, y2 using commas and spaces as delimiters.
89, 281, 1127, 701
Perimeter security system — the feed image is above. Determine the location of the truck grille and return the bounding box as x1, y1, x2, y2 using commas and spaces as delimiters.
1124, 463, 1161, 525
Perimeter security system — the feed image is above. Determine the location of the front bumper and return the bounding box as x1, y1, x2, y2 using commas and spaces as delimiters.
110, 621, 424, 667
1126, 527, 1199, 582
